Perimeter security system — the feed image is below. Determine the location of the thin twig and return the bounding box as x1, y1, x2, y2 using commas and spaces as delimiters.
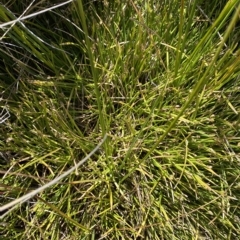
0, 134, 107, 219
0, 0, 74, 29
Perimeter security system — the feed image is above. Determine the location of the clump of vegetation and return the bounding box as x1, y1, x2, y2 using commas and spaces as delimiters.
0, 0, 239, 239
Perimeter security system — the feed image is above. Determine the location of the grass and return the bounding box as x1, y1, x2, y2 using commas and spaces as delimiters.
0, 0, 240, 239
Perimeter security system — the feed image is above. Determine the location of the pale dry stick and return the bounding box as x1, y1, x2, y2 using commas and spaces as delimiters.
0, 134, 107, 219
1, 8, 74, 54
0, 0, 73, 29
0, 107, 10, 124
0, 1, 77, 54
0, 0, 36, 40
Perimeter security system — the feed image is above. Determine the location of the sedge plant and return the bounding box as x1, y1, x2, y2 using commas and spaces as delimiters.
0, 0, 240, 239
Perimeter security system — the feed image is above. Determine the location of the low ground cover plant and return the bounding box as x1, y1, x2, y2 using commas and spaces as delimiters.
0, 0, 239, 239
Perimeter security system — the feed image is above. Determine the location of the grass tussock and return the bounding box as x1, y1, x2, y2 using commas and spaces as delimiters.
0, 0, 240, 239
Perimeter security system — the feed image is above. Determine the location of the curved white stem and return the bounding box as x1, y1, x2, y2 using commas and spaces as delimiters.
0, 134, 107, 219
